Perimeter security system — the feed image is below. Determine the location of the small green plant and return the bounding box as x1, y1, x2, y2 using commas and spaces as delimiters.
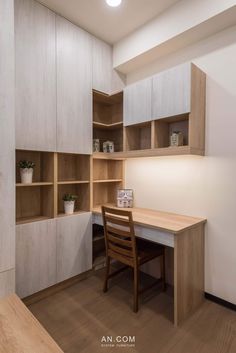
18, 160, 35, 169
63, 194, 78, 202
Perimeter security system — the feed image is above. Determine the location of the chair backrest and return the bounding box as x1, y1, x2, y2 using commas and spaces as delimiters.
102, 206, 138, 267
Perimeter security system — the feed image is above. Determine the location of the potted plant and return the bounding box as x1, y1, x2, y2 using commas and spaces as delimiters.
18, 160, 35, 184
63, 194, 78, 215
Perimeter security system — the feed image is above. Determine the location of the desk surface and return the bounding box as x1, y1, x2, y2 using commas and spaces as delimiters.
93, 205, 206, 234
0, 294, 63, 353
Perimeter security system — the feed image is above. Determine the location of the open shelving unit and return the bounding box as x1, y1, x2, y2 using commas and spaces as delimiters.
16, 150, 92, 224
93, 90, 124, 153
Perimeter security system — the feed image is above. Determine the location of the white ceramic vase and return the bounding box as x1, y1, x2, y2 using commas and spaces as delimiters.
64, 201, 75, 215
20, 168, 33, 184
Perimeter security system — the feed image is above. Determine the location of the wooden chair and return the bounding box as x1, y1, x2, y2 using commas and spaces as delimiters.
102, 206, 166, 313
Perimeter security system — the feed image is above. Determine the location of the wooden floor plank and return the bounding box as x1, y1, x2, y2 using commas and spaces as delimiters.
28, 270, 236, 353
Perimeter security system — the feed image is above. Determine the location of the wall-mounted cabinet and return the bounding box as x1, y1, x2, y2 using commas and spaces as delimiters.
124, 77, 152, 126
56, 16, 92, 154
152, 63, 191, 120
111, 62, 205, 158
15, 0, 56, 151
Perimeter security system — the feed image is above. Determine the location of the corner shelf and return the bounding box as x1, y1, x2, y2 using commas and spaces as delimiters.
93, 121, 123, 130
93, 90, 124, 153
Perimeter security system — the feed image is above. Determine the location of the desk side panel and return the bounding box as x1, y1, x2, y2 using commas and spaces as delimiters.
174, 224, 205, 325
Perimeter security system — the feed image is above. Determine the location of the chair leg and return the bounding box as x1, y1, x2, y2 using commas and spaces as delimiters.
103, 256, 110, 293
133, 267, 139, 313
161, 250, 166, 291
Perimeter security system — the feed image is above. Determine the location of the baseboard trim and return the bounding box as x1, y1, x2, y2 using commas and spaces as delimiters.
23, 270, 93, 306
205, 292, 236, 311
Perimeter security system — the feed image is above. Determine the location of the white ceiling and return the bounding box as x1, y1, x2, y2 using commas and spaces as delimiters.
38, 0, 180, 44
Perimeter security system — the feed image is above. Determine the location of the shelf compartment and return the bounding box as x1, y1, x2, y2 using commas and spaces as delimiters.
16, 150, 54, 183
16, 185, 54, 224
58, 183, 90, 214
154, 114, 189, 148
93, 159, 123, 181
93, 181, 122, 208
93, 91, 123, 125
58, 153, 90, 182
93, 127, 123, 153
125, 121, 152, 151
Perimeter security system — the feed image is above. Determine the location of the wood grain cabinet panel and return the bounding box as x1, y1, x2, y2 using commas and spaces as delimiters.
15, 0, 56, 151
152, 63, 191, 119
92, 37, 112, 94
56, 213, 92, 283
56, 16, 92, 154
16, 220, 57, 298
0, 0, 15, 277
124, 78, 152, 126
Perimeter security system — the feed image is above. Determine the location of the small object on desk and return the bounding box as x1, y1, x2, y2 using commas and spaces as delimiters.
103, 140, 114, 153
117, 189, 133, 208
170, 131, 183, 147
93, 139, 100, 152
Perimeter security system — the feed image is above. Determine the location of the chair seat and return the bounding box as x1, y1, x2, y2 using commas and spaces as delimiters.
137, 238, 164, 265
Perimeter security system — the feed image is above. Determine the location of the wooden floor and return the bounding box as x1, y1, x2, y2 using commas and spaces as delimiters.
28, 269, 236, 353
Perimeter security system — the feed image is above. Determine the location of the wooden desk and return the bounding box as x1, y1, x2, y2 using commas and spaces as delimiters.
93, 205, 206, 326
0, 294, 63, 353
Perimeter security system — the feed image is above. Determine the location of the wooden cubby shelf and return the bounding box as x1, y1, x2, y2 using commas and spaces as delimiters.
57, 153, 90, 182
125, 121, 152, 151
93, 90, 123, 153
16, 150, 92, 224
92, 157, 124, 209
154, 114, 189, 148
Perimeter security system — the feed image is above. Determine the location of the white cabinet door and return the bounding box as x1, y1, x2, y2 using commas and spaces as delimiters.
56, 213, 92, 283
16, 220, 57, 298
15, 0, 56, 151
152, 63, 191, 119
124, 78, 152, 126
92, 37, 112, 94
57, 16, 92, 154
0, 0, 15, 285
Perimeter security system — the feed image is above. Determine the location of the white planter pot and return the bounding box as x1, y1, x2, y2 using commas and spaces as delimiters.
64, 201, 75, 215
20, 168, 33, 184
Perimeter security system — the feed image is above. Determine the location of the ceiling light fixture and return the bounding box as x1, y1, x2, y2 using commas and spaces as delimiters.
106, 0, 122, 7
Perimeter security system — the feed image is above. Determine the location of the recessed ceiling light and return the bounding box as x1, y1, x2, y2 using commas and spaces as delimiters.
106, 0, 122, 7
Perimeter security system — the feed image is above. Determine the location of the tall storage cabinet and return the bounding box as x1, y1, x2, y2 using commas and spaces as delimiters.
15, 0, 56, 151
92, 37, 112, 94
56, 16, 92, 154
0, 0, 15, 298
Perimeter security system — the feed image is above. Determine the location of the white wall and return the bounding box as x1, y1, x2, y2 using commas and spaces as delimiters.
125, 29, 236, 304
113, 0, 236, 72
